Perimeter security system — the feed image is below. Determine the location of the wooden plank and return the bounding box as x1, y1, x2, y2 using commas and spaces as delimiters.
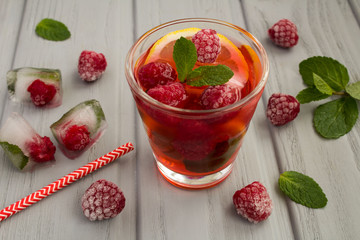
242, 0, 360, 239
0, 0, 136, 239
134, 0, 294, 239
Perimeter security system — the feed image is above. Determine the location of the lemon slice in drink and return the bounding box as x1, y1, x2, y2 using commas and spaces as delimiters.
144, 28, 249, 88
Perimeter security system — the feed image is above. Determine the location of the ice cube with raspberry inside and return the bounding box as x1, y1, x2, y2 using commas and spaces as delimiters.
6, 67, 62, 108
0, 112, 56, 171
50, 99, 107, 159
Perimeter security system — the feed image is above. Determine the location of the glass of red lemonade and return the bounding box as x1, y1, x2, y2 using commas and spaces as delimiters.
125, 18, 269, 189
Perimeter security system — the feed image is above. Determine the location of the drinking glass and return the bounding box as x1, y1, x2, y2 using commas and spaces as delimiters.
125, 18, 269, 189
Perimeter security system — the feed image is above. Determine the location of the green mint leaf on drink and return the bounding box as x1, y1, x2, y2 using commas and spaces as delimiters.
173, 37, 197, 82
345, 81, 360, 100
313, 73, 334, 95
314, 97, 358, 139
35, 18, 71, 41
296, 87, 330, 104
299, 56, 349, 91
186, 65, 234, 87
173, 37, 234, 86
297, 56, 359, 139
278, 171, 327, 209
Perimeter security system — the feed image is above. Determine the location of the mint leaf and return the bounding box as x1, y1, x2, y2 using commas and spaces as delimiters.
299, 56, 349, 91
314, 97, 358, 139
296, 87, 330, 104
173, 37, 197, 82
278, 171, 327, 208
313, 73, 334, 95
0, 141, 29, 170
345, 81, 360, 100
186, 65, 234, 87
35, 18, 71, 41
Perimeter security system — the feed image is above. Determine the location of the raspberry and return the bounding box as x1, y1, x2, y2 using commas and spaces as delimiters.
26, 135, 56, 162
81, 179, 125, 221
172, 120, 214, 161
266, 93, 300, 126
268, 19, 299, 48
27, 79, 56, 107
200, 84, 240, 109
62, 125, 90, 151
147, 82, 187, 108
78, 50, 107, 82
138, 62, 177, 89
233, 181, 272, 223
192, 29, 221, 63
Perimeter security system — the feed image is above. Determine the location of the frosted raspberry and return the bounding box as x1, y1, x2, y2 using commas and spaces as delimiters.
266, 93, 300, 126
192, 29, 221, 63
200, 84, 240, 109
138, 62, 177, 89
147, 82, 187, 108
26, 135, 56, 162
62, 125, 90, 151
81, 179, 125, 221
78, 50, 107, 81
268, 19, 299, 48
233, 181, 272, 223
27, 79, 56, 107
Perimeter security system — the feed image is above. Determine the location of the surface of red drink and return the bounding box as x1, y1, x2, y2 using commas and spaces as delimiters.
133, 32, 263, 177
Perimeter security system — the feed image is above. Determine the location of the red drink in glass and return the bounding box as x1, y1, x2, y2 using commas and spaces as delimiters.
126, 19, 269, 189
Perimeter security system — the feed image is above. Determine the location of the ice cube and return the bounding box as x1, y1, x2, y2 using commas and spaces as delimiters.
50, 99, 107, 159
7, 67, 62, 108
0, 112, 56, 171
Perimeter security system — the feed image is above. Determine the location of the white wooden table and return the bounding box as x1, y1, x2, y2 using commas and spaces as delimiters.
0, 0, 360, 239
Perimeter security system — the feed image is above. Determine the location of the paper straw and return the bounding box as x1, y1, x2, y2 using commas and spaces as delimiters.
0, 142, 134, 222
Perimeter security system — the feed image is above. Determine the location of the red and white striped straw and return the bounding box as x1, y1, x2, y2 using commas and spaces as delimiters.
0, 142, 134, 222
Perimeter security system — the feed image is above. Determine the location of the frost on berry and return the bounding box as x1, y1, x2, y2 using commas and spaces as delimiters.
137, 62, 177, 90
266, 93, 300, 126
233, 181, 272, 223
192, 29, 221, 63
200, 84, 240, 109
62, 125, 90, 151
26, 135, 56, 162
81, 179, 125, 221
27, 79, 57, 107
268, 19, 299, 48
78, 50, 107, 82
147, 82, 187, 108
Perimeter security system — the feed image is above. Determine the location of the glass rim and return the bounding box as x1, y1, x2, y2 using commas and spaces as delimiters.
125, 17, 269, 114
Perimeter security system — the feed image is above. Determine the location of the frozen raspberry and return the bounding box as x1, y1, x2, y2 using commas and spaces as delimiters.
81, 179, 125, 221
138, 62, 177, 89
192, 29, 221, 63
26, 135, 56, 162
268, 19, 299, 48
200, 84, 240, 109
78, 50, 107, 81
62, 125, 90, 151
233, 181, 272, 223
266, 93, 300, 126
27, 79, 56, 107
147, 82, 187, 108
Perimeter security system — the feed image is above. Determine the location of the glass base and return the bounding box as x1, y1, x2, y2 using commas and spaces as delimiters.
156, 159, 234, 189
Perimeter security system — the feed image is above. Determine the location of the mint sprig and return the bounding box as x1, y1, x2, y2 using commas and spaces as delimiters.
278, 171, 328, 209
296, 56, 359, 139
35, 18, 71, 41
0, 141, 29, 170
173, 37, 233, 86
